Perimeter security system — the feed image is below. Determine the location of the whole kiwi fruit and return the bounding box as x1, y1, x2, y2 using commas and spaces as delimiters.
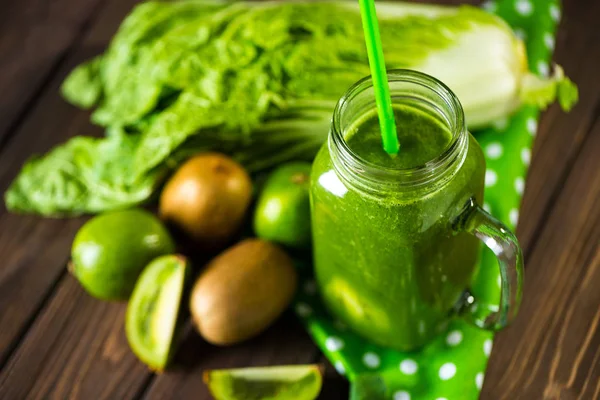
159, 153, 252, 249
190, 239, 297, 345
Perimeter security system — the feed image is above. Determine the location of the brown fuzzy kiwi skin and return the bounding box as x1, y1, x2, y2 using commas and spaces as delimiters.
159, 153, 253, 250
190, 239, 298, 345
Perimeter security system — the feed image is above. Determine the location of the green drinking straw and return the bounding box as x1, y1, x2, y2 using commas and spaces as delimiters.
358, 0, 399, 155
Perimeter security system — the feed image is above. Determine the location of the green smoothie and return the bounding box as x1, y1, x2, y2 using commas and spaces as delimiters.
310, 104, 486, 351
345, 106, 452, 168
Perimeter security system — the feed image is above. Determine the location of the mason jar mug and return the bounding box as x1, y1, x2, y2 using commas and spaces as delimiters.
310, 70, 524, 351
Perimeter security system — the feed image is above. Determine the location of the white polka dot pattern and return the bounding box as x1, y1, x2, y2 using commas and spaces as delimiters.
550, 4, 561, 21
527, 118, 538, 135
400, 359, 418, 375
446, 331, 463, 346
482, 1, 496, 11
394, 391, 411, 400
476, 372, 485, 389
515, 0, 533, 16
509, 209, 519, 226
515, 177, 525, 195
484, 339, 493, 357
537, 61, 549, 77
335, 361, 345, 376
363, 352, 381, 369
493, 118, 508, 130
485, 170, 498, 187
521, 148, 531, 165
544, 32, 555, 50
439, 363, 457, 380
486, 143, 503, 159
325, 337, 344, 352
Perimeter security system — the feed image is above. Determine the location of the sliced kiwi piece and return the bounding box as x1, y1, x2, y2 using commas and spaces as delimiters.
204, 364, 323, 400
125, 254, 190, 371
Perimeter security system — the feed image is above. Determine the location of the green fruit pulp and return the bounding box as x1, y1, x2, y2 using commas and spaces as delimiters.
205, 365, 323, 400
126, 254, 190, 370
254, 162, 312, 249
71, 209, 175, 300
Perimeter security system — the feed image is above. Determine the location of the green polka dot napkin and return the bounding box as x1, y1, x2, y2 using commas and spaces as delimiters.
294, 0, 560, 398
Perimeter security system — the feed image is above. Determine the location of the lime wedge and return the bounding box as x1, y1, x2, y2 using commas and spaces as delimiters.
204, 364, 323, 400
125, 254, 190, 371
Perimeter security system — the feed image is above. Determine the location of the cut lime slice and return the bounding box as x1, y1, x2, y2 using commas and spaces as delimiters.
125, 254, 190, 371
204, 364, 323, 400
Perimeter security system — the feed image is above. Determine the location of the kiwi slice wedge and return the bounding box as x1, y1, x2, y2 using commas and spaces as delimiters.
125, 254, 190, 371
204, 364, 323, 400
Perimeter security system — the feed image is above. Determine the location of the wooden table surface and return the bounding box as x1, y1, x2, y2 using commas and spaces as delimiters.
0, 0, 599, 399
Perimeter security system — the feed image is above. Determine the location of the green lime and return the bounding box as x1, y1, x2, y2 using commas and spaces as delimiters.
126, 254, 190, 371
204, 364, 323, 400
70, 209, 175, 300
253, 162, 312, 249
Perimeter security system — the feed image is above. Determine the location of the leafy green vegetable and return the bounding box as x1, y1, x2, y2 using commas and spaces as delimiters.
5, 130, 164, 215
61, 57, 103, 109
5, 105, 331, 215
520, 65, 578, 111
6, 1, 578, 216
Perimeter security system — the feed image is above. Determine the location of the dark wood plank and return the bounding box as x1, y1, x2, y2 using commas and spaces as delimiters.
142, 316, 319, 400
0, 216, 83, 363
0, 276, 150, 400
516, 0, 600, 251
482, 115, 600, 398
0, 0, 142, 367
0, 0, 106, 148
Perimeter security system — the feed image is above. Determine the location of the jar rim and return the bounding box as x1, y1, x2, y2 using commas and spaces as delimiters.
330, 69, 467, 191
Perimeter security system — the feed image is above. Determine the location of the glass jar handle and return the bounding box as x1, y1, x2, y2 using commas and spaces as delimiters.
454, 198, 524, 330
